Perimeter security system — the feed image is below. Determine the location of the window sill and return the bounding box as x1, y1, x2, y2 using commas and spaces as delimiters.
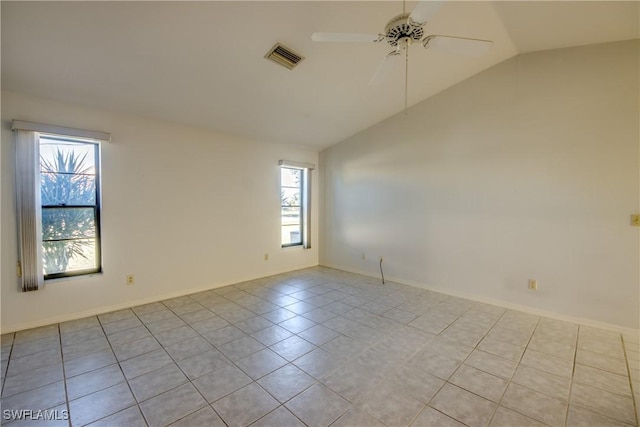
281, 244, 310, 250
45, 272, 103, 284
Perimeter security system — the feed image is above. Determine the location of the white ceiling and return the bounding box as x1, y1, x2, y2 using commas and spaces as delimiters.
2, 1, 638, 150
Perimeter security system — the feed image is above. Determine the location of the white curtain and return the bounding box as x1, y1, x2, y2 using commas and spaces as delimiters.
15, 130, 43, 291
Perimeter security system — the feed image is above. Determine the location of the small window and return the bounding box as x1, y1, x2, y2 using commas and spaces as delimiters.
40, 135, 101, 279
281, 167, 304, 247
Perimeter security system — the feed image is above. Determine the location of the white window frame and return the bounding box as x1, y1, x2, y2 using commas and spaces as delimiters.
12, 120, 109, 287
279, 160, 314, 249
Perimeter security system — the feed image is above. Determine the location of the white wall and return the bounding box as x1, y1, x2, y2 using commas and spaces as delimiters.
1, 91, 319, 333
320, 40, 639, 330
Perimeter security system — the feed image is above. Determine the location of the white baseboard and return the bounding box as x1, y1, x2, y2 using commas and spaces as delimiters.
323, 262, 640, 337
5, 263, 638, 339
2, 265, 319, 334
2, 284, 223, 334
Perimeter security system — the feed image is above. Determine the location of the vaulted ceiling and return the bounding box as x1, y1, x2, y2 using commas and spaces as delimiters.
2, 1, 638, 149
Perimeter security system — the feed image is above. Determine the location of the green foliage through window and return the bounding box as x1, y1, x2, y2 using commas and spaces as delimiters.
40, 136, 101, 278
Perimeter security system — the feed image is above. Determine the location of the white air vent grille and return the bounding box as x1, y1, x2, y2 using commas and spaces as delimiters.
265, 43, 304, 70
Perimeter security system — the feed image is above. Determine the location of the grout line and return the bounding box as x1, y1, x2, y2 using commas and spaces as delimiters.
621, 336, 640, 427
56, 323, 72, 427
562, 323, 581, 427
486, 314, 541, 426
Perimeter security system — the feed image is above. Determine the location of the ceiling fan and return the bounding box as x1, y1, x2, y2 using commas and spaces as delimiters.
311, 0, 493, 108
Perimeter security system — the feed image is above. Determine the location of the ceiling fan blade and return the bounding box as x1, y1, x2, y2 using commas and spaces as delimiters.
409, 0, 445, 25
311, 32, 382, 43
369, 51, 402, 85
423, 35, 493, 56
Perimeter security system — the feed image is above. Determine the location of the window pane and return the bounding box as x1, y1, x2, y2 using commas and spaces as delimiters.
42, 208, 96, 241
281, 168, 301, 187
39, 136, 101, 278
40, 139, 96, 174
41, 172, 96, 205
281, 188, 300, 206
282, 207, 301, 226
281, 225, 302, 246
43, 239, 97, 275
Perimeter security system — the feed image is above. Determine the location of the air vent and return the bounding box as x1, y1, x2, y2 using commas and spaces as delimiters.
265, 43, 304, 70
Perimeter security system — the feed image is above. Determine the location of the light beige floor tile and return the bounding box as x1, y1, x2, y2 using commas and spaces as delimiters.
139, 382, 207, 427
576, 349, 629, 376
579, 327, 622, 344
163, 336, 212, 361
236, 348, 288, 380
251, 406, 306, 427
430, 383, 497, 427
449, 364, 508, 402
293, 348, 341, 380
570, 383, 636, 425
501, 383, 567, 427
357, 381, 425, 427
5, 348, 62, 377
128, 363, 188, 402
176, 348, 232, 380
257, 364, 316, 403
168, 406, 226, 427
87, 405, 148, 427
2, 363, 64, 397
520, 348, 574, 378
213, 383, 279, 427
323, 362, 375, 403
66, 363, 125, 400
566, 405, 634, 427
270, 335, 316, 362
333, 408, 386, 427
490, 406, 549, 427
573, 363, 632, 397
411, 407, 466, 427
192, 363, 252, 403
511, 364, 571, 401
440, 324, 486, 347
69, 382, 136, 426
527, 334, 576, 360
465, 349, 517, 379
0, 381, 66, 414
578, 335, 625, 360
384, 364, 445, 404
285, 384, 351, 427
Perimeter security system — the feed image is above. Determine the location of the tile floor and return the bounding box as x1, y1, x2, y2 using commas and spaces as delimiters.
1, 267, 638, 427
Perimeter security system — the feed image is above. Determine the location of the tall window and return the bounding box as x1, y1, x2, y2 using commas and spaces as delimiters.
40, 135, 101, 278
279, 161, 313, 248
281, 167, 303, 246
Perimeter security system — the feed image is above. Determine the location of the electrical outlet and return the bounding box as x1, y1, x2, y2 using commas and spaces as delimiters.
127, 274, 135, 285
528, 279, 537, 291
379, 256, 383, 262
264, 253, 269, 261
631, 214, 640, 227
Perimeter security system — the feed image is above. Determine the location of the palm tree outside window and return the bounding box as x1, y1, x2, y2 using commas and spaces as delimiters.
40, 136, 101, 278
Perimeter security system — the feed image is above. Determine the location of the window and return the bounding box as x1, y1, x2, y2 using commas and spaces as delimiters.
40, 136, 101, 279
281, 167, 303, 246
13, 120, 109, 290
279, 160, 314, 248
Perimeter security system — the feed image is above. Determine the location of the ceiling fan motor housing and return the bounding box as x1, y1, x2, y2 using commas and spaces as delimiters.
384, 13, 424, 47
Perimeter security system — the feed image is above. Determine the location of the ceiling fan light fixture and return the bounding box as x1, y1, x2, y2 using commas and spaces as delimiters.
384, 13, 424, 47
